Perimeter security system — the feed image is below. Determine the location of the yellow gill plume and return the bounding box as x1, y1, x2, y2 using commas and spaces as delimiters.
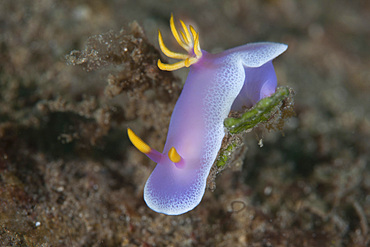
158, 14, 202, 71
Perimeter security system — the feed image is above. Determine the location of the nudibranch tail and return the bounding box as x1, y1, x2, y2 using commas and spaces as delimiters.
127, 128, 163, 163
157, 14, 202, 71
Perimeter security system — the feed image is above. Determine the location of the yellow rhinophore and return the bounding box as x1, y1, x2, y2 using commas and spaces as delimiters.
127, 128, 151, 154
168, 147, 182, 163
158, 14, 202, 71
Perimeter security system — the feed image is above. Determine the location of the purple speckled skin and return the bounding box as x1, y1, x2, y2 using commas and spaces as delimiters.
144, 42, 287, 215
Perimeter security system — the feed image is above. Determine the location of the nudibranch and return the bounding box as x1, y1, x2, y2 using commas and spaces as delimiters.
128, 15, 287, 215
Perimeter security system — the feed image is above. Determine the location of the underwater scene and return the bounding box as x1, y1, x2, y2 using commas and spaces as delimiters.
0, 0, 369, 246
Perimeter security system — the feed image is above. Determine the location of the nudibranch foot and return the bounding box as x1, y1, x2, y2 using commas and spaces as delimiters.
231, 60, 278, 111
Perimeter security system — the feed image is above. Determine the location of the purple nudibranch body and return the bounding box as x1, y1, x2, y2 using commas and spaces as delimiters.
128, 15, 287, 215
